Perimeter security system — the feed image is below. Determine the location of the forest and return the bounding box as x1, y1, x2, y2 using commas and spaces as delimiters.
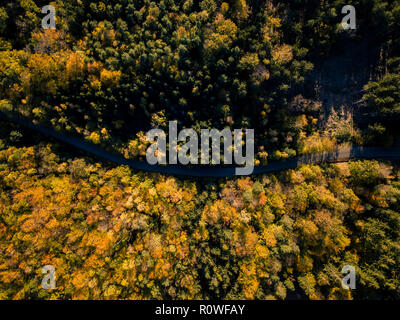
0, 0, 400, 300
1, 137, 400, 299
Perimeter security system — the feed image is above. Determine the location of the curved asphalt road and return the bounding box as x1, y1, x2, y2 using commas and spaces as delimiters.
1, 112, 398, 178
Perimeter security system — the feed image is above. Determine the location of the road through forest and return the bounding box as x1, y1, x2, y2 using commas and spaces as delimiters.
1, 112, 399, 178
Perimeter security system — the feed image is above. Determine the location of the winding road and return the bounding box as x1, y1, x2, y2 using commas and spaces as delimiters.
1, 112, 399, 178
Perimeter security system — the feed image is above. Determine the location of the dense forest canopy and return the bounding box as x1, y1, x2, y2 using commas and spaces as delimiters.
0, 0, 399, 162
